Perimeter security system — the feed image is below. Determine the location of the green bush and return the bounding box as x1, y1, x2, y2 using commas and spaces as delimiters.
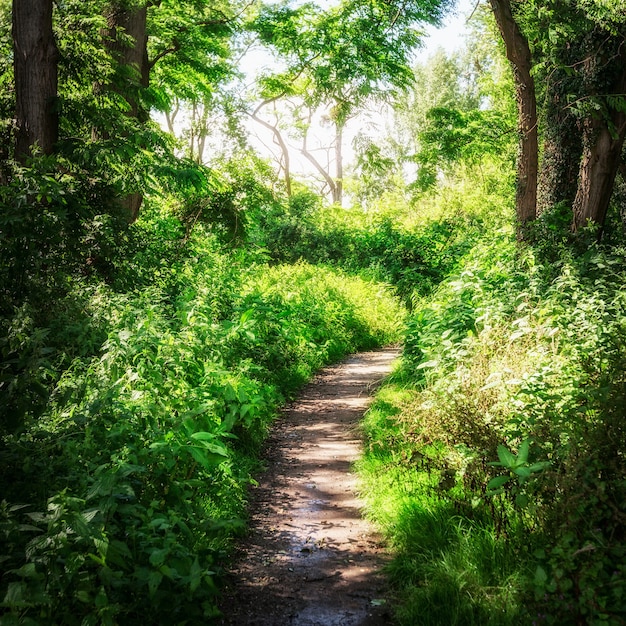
360, 229, 626, 625
264, 207, 481, 305
0, 199, 404, 624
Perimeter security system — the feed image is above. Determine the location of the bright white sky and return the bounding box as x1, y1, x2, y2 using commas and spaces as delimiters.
245, 0, 479, 196
416, 0, 478, 61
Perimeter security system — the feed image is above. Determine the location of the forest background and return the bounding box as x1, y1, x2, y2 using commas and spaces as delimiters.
1, 0, 626, 624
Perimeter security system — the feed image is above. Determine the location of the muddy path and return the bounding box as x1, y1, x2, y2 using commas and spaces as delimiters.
218, 348, 400, 626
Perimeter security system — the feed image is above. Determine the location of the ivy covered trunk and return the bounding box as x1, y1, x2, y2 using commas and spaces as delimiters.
537, 106, 581, 215
572, 43, 626, 232
537, 55, 582, 215
489, 0, 538, 227
12, 0, 58, 161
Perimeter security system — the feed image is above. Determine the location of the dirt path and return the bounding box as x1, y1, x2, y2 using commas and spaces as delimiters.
218, 348, 400, 626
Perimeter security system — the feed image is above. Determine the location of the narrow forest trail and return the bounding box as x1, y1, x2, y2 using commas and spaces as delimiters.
218, 348, 400, 626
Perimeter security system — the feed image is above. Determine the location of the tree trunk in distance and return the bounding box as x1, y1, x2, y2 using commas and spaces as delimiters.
13, 0, 58, 161
334, 123, 343, 206
572, 45, 626, 233
489, 0, 538, 227
196, 105, 209, 164
165, 99, 179, 135
250, 100, 292, 196
300, 138, 337, 203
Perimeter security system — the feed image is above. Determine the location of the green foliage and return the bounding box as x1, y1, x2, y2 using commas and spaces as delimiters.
361, 221, 626, 624
7, 1, 626, 624
251, 0, 449, 114
413, 107, 513, 192
390, 17, 517, 199
262, 202, 485, 306
356, 383, 528, 625
0, 199, 404, 623
148, 0, 236, 108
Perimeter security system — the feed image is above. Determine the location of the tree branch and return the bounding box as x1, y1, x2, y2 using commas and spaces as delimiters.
248, 103, 292, 196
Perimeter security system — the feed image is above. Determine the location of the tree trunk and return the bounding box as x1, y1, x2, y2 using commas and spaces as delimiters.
334, 123, 343, 206
13, 0, 58, 161
537, 92, 581, 214
572, 44, 626, 232
105, 3, 149, 119
301, 129, 337, 203
250, 100, 292, 196
190, 101, 197, 161
165, 99, 179, 135
572, 118, 626, 231
489, 0, 538, 227
197, 105, 209, 164
103, 3, 149, 222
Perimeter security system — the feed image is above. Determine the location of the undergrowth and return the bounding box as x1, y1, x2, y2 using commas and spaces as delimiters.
261, 164, 508, 306
0, 201, 403, 625
358, 223, 626, 625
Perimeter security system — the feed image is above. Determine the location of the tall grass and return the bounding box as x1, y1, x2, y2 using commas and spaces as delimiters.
357, 376, 529, 625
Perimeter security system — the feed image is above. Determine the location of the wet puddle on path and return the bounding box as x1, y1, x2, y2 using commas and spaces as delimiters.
218, 349, 400, 626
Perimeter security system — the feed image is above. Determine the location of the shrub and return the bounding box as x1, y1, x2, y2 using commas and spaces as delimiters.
0, 202, 404, 623
360, 229, 626, 625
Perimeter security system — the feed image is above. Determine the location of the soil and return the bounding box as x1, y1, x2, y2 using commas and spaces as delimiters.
218, 348, 400, 626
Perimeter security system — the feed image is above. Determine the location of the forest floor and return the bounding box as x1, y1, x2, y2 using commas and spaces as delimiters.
218, 348, 400, 626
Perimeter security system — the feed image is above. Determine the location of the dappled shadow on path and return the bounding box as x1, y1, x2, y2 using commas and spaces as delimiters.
218, 349, 399, 626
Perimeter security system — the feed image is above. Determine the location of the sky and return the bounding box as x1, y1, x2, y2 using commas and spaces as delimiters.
244, 0, 480, 195
415, 0, 478, 61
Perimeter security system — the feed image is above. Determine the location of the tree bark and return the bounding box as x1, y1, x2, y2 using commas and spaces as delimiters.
13, 0, 58, 161
104, 3, 149, 119
489, 0, 538, 226
300, 129, 337, 203
250, 100, 292, 196
103, 3, 149, 222
572, 43, 626, 232
165, 99, 179, 135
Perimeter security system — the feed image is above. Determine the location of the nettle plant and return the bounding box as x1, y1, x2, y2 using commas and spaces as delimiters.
0, 218, 404, 624
400, 232, 626, 623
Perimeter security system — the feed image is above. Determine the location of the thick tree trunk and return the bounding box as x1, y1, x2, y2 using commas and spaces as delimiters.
13, 0, 58, 161
572, 44, 626, 232
489, 0, 538, 227
104, 3, 149, 222
572, 120, 626, 231
105, 4, 149, 119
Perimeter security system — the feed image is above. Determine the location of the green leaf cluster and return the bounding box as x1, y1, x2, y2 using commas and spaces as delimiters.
250, 0, 453, 120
